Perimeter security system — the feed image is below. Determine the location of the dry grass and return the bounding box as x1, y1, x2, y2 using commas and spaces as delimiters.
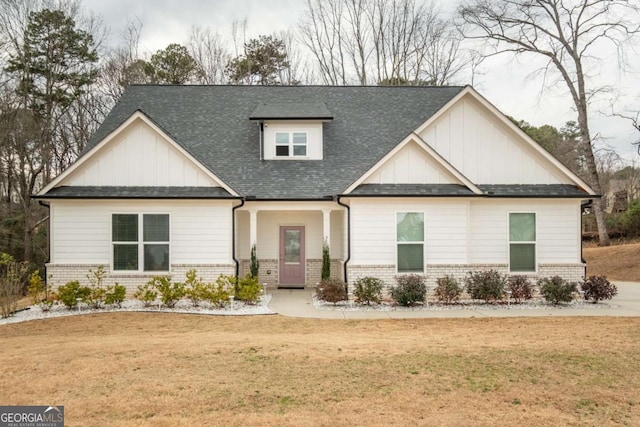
584, 242, 640, 281
1, 313, 639, 426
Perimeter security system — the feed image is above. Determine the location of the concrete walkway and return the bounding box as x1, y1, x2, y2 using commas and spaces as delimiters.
267, 281, 640, 319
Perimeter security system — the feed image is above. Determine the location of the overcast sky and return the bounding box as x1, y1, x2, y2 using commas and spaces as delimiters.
84, 0, 640, 163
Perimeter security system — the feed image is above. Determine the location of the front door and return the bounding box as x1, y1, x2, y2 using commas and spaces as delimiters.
279, 226, 305, 285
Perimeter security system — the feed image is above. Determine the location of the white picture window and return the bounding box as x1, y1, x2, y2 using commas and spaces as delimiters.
509, 212, 536, 272
112, 213, 170, 272
397, 212, 424, 273
275, 132, 307, 157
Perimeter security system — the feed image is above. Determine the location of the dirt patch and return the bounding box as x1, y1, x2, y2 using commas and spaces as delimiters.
584, 242, 640, 281
1, 313, 639, 426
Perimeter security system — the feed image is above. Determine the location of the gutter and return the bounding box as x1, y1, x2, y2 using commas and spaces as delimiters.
232, 198, 246, 277
335, 196, 351, 289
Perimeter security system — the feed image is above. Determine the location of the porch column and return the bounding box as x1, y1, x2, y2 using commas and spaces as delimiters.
322, 209, 331, 249
249, 209, 258, 247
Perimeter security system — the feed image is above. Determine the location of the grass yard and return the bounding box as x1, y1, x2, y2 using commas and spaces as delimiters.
1, 313, 639, 426
584, 242, 640, 281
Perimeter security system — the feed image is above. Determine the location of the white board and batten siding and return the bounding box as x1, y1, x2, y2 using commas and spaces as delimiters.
50, 200, 234, 266
418, 94, 571, 185
64, 120, 218, 187
350, 198, 582, 268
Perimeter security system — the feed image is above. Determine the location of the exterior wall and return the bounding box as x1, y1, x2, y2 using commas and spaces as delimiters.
48, 199, 235, 291
418, 94, 570, 185
65, 120, 218, 187
239, 258, 343, 287
263, 121, 323, 160
364, 141, 459, 185
47, 263, 235, 296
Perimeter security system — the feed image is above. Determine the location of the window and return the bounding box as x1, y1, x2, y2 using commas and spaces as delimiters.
397, 212, 424, 273
509, 213, 536, 272
112, 214, 170, 272
275, 132, 307, 157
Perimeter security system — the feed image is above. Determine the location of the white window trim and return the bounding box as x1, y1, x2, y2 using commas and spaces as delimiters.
507, 211, 537, 274
395, 211, 425, 274
274, 131, 308, 159
111, 212, 171, 274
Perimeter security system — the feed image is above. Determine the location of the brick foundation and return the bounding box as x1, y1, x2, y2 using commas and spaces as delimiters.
239, 258, 344, 287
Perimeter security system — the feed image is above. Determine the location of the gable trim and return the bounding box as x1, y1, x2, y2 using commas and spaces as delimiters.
38, 110, 239, 197
343, 132, 483, 195
414, 86, 596, 195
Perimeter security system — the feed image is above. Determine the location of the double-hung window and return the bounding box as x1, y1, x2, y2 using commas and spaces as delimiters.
275, 132, 307, 157
112, 213, 170, 272
397, 212, 424, 273
509, 212, 536, 272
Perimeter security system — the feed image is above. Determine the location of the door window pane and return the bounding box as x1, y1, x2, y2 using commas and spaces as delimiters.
397, 213, 424, 242
284, 230, 301, 263
510, 244, 535, 272
114, 244, 138, 270
144, 214, 169, 242
509, 213, 535, 241
397, 244, 423, 272
112, 214, 138, 241
144, 244, 169, 271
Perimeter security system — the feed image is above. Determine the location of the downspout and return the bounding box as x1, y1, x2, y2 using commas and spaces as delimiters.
232, 198, 246, 277
259, 121, 264, 161
335, 196, 351, 290
38, 200, 51, 297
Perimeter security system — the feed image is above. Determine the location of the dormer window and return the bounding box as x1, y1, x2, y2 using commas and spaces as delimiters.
276, 132, 307, 157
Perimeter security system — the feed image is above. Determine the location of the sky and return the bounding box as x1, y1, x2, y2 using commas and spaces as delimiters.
84, 0, 640, 163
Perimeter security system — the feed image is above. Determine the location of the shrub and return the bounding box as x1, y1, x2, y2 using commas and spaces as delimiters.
105, 283, 127, 307
150, 276, 185, 308
464, 270, 506, 303
206, 275, 235, 308
0, 253, 29, 318
391, 274, 427, 306
321, 240, 331, 280
581, 275, 618, 304
234, 274, 262, 304
538, 276, 577, 305
84, 266, 107, 309
507, 275, 534, 303
353, 277, 384, 305
134, 282, 158, 307
183, 269, 206, 306
27, 270, 45, 305
316, 278, 348, 304
250, 244, 260, 278
434, 275, 462, 304
56, 280, 91, 310
621, 199, 640, 238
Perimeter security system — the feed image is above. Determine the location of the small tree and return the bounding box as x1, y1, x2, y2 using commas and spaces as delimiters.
250, 244, 260, 279
0, 253, 29, 318
321, 240, 331, 280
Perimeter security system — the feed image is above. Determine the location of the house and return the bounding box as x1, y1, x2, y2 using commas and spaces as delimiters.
36, 85, 595, 294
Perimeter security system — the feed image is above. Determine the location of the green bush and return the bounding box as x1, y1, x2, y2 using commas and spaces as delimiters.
353, 277, 384, 305
434, 275, 462, 304
538, 276, 577, 305
149, 276, 185, 308
316, 278, 348, 304
250, 244, 260, 279
581, 275, 618, 303
235, 273, 262, 304
207, 275, 235, 308
464, 270, 506, 303
105, 283, 126, 307
84, 266, 107, 309
621, 200, 640, 237
507, 275, 534, 303
391, 274, 427, 306
321, 240, 331, 280
134, 282, 158, 307
56, 280, 91, 309
183, 269, 206, 307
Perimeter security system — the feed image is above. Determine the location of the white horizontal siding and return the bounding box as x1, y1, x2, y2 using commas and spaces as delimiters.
65, 120, 218, 187
50, 200, 233, 267
419, 95, 570, 185
469, 199, 581, 265
350, 199, 469, 266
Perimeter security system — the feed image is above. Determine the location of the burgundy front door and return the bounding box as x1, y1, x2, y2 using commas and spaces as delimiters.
279, 226, 305, 285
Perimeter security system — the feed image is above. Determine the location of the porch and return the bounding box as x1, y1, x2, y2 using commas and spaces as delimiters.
235, 201, 347, 287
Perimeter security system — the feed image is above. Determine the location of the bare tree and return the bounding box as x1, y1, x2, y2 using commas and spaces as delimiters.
187, 26, 229, 84
300, 0, 470, 85
458, 0, 640, 246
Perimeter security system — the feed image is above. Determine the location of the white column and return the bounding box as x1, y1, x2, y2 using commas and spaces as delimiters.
249, 209, 258, 248
322, 209, 331, 249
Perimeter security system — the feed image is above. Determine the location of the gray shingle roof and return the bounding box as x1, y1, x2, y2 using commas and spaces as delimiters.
350, 184, 475, 196
84, 85, 465, 199
38, 186, 235, 199
477, 184, 590, 197
249, 102, 333, 120
350, 184, 590, 198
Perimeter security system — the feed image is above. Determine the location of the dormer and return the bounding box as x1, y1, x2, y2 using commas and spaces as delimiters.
250, 102, 333, 160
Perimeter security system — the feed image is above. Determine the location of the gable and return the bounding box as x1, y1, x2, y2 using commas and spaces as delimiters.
417, 93, 571, 186
363, 140, 461, 185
